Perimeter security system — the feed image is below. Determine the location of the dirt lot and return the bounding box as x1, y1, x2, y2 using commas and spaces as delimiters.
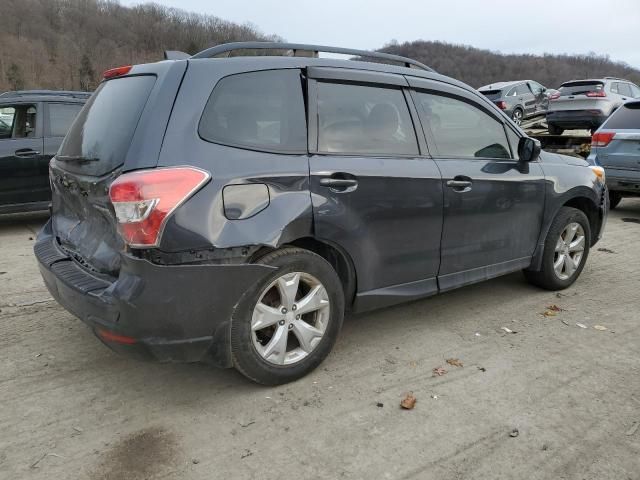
1, 201, 639, 480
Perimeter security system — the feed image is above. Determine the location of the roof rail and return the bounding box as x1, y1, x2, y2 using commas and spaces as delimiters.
0, 90, 91, 99
190, 42, 434, 72
604, 76, 629, 81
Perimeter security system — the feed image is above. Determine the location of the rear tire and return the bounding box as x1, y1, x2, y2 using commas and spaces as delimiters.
512, 108, 524, 126
524, 207, 591, 290
230, 247, 344, 385
548, 124, 563, 135
609, 191, 622, 210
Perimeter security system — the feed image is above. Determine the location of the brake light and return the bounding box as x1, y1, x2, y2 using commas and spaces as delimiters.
586, 91, 606, 98
109, 167, 210, 247
103, 65, 132, 79
591, 131, 616, 147
549, 92, 560, 100
496, 101, 507, 110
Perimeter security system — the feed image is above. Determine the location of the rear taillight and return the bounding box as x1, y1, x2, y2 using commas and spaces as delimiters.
109, 167, 210, 247
549, 92, 560, 100
496, 101, 507, 110
591, 131, 616, 147
103, 65, 132, 79
586, 91, 606, 98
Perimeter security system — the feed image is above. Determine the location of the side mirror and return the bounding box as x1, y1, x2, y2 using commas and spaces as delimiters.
518, 137, 541, 162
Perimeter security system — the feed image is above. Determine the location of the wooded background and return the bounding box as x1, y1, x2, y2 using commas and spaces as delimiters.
1, 0, 638, 92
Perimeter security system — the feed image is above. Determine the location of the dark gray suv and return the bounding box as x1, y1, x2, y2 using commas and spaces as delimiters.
35, 43, 608, 384
478, 80, 549, 126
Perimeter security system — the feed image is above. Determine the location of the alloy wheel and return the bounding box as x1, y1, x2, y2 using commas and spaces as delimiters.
251, 272, 330, 365
512, 109, 523, 125
553, 222, 585, 280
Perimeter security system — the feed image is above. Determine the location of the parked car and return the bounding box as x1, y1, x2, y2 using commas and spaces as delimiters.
588, 100, 640, 209
547, 78, 640, 135
35, 42, 608, 385
478, 80, 549, 126
0, 90, 89, 214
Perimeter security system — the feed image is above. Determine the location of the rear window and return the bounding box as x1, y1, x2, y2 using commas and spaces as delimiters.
58, 75, 156, 174
479, 89, 502, 100
559, 81, 604, 96
199, 69, 307, 153
602, 102, 640, 129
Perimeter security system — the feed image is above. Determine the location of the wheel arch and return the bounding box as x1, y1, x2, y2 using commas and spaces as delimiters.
529, 191, 600, 271
250, 237, 358, 310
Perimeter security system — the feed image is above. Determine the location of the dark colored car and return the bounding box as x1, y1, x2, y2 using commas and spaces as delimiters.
588, 100, 640, 209
478, 80, 549, 126
0, 90, 89, 214
547, 78, 640, 135
35, 43, 608, 385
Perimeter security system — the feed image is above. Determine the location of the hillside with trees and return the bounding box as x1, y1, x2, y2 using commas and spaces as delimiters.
1, 0, 639, 92
0, 0, 276, 92
381, 40, 640, 88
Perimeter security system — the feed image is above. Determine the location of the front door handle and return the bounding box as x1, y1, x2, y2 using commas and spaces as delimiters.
319, 178, 358, 188
15, 148, 40, 158
447, 177, 473, 193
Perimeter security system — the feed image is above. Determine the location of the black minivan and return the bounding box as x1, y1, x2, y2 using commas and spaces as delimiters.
35, 43, 608, 384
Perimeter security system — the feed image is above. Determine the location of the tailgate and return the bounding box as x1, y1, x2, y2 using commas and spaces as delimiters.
50, 61, 187, 275
598, 133, 640, 171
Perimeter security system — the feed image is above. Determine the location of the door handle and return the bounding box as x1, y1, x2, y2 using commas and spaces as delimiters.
319, 178, 358, 188
15, 149, 40, 158
446, 178, 472, 192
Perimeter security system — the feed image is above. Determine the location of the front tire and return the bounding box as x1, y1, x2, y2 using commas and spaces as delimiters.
230, 247, 344, 385
524, 207, 590, 290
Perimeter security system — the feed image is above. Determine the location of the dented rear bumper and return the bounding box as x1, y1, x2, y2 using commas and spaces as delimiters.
35, 220, 274, 366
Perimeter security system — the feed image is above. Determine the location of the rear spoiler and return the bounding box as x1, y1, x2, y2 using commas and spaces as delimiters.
164, 50, 190, 61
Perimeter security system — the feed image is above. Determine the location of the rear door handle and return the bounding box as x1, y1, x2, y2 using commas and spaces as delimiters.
15, 149, 40, 158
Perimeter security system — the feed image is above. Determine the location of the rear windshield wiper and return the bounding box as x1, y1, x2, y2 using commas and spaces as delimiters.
56, 155, 100, 164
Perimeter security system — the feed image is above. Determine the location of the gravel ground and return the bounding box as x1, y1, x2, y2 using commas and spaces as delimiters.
1, 200, 639, 480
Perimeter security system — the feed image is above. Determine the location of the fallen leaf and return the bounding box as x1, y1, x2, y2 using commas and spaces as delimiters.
510, 428, 519, 438
540, 310, 557, 317
477, 366, 487, 372
594, 325, 607, 331
597, 247, 616, 254
546, 304, 564, 312
376, 402, 384, 408
432, 367, 448, 376
576, 323, 588, 329
446, 358, 463, 368
400, 393, 417, 410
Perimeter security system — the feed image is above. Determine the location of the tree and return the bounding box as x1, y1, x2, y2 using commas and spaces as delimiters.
6, 63, 24, 90
78, 54, 95, 91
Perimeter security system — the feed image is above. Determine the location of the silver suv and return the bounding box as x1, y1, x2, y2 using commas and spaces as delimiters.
546, 77, 640, 135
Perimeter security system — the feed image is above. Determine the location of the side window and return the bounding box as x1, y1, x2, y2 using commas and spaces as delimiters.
528, 81, 544, 95
631, 84, 640, 98
610, 83, 620, 94
507, 87, 517, 97
48, 103, 83, 137
0, 106, 15, 139
0, 104, 37, 138
316, 82, 418, 156
199, 69, 307, 153
516, 84, 531, 96
618, 83, 633, 97
416, 92, 512, 159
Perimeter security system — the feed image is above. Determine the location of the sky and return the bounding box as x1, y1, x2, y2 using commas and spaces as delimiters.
122, 0, 640, 69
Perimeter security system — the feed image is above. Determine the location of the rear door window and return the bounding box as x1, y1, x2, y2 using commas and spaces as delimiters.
617, 83, 633, 97
58, 75, 156, 174
47, 103, 83, 137
316, 82, 418, 156
516, 84, 532, 96
415, 92, 512, 159
602, 103, 640, 129
199, 69, 307, 153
